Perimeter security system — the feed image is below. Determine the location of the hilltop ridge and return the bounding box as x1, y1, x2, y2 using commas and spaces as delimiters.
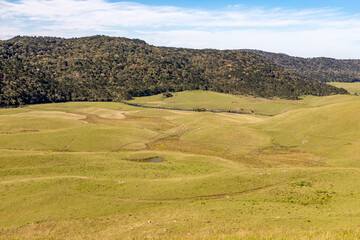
246, 49, 360, 82
0, 35, 347, 106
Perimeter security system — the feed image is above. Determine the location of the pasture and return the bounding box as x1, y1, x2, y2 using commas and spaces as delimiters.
0, 89, 359, 239
329, 82, 360, 95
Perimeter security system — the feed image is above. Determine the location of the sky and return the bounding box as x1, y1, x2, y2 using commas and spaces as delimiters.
1, 0, 360, 59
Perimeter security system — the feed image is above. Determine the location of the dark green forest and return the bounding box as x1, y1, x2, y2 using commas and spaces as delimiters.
0, 35, 347, 107
247, 50, 360, 83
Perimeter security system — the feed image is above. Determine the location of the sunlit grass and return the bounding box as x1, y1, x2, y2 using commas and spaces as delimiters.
0, 94, 359, 239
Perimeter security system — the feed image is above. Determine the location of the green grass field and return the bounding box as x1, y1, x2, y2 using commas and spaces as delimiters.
127, 89, 360, 116
1, 86, 360, 239
329, 82, 360, 95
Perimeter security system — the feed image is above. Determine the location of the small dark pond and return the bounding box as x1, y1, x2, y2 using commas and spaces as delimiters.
151, 158, 163, 162
125, 157, 164, 163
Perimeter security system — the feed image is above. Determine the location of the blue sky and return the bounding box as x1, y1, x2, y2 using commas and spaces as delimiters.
1, 0, 360, 58
111, 0, 360, 12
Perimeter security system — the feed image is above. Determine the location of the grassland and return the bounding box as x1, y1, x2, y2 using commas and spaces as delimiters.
127, 89, 360, 116
329, 82, 360, 95
0, 86, 360, 239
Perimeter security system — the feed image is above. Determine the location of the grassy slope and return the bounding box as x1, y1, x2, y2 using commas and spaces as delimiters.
128, 90, 359, 116
329, 82, 360, 95
0, 91, 359, 239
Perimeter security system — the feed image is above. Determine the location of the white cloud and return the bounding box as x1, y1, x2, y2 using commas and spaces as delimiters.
1, 0, 360, 58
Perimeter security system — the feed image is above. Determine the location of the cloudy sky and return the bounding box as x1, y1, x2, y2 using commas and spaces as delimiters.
1, 0, 360, 59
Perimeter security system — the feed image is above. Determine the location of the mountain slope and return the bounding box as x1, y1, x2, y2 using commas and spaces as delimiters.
0, 35, 347, 106
246, 50, 360, 82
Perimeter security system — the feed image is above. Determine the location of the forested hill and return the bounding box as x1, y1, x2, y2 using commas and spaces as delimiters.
246, 50, 360, 83
0, 35, 347, 106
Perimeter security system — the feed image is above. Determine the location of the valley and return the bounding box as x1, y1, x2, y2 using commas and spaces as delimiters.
0, 84, 359, 239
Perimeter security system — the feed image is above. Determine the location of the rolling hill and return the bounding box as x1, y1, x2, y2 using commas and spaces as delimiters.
0, 35, 347, 107
0, 90, 359, 239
